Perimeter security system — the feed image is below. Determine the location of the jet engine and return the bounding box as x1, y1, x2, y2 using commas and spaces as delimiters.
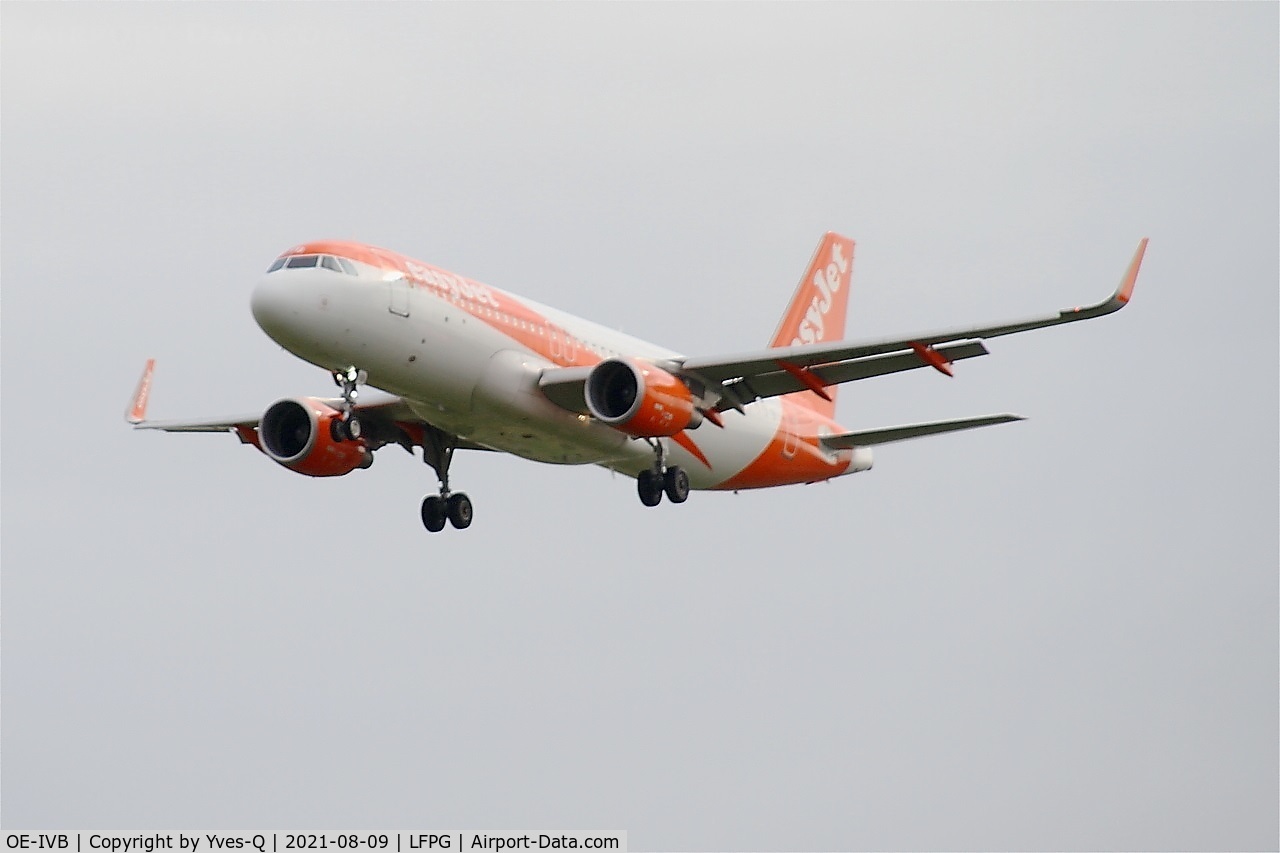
258, 398, 373, 477
584, 358, 701, 437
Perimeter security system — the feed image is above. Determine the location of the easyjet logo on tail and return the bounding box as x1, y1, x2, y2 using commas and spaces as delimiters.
791, 240, 850, 346
769, 233, 855, 352
766, 233, 855, 417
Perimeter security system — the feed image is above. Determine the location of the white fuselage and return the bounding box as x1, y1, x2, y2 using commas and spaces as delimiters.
250, 250, 864, 490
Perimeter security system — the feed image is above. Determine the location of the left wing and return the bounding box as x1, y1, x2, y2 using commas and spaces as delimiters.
675, 238, 1148, 412
538, 239, 1147, 415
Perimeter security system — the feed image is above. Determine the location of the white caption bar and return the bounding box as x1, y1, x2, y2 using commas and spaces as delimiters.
2, 834, 626, 853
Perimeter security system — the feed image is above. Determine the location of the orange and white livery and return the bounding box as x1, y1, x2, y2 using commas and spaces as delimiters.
128, 232, 1149, 532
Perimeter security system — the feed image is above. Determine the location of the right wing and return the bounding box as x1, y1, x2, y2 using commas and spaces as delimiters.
671, 238, 1147, 412
126, 360, 491, 451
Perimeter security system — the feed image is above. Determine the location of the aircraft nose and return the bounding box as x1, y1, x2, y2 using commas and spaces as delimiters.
251, 275, 301, 343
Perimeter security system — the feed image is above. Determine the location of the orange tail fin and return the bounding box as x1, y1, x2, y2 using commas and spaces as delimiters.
767, 232, 855, 417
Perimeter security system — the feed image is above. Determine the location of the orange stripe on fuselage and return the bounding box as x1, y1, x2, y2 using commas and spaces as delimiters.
713, 398, 853, 490
281, 240, 604, 371
671, 431, 712, 469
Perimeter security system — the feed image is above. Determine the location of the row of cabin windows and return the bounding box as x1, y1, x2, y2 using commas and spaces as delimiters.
263, 256, 620, 359
267, 254, 358, 275
467, 304, 619, 359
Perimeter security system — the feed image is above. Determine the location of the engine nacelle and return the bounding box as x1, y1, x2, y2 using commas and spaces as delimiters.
258, 398, 373, 477
584, 358, 701, 437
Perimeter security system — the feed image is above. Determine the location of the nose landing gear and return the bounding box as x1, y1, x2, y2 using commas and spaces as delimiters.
636, 438, 690, 507
419, 424, 473, 532
330, 365, 366, 442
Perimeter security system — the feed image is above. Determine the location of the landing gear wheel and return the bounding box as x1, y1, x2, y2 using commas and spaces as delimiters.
637, 469, 664, 507
418, 424, 467, 534
420, 495, 447, 533
447, 493, 473, 529
663, 466, 690, 503
330, 418, 347, 442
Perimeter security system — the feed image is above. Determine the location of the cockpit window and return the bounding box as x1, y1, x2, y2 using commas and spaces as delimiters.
269, 252, 360, 274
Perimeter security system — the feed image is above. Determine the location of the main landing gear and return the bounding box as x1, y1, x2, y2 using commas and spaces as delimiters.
636, 438, 690, 508
419, 424, 473, 533
324, 366, 471, 534
330, 365, 366, 442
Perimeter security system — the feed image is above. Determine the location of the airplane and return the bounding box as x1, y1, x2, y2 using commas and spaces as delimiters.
127, 232, 1148, 533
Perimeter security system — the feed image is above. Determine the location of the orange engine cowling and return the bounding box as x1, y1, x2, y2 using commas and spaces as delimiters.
258, 398, 373, 477
584, 358, 701, 437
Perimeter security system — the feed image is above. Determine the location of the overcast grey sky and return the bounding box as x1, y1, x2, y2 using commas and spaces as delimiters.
3, 3, 1276, 850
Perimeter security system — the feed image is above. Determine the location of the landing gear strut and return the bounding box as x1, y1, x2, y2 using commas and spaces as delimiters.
419, 424, 473, 533
636, 438, 689, 507
330, 365, 366, 442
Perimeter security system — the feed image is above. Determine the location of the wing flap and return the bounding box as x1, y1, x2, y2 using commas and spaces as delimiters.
821, 413, 1025, 449
716, 340, 989, 409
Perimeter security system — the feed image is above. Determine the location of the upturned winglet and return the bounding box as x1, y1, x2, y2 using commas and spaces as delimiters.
127, 359, 156, 424
1112, 237, 1148, 306
1064, 237, 1148, 320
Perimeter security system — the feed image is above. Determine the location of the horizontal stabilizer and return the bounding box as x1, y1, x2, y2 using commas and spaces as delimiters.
821, 413, 1024, 449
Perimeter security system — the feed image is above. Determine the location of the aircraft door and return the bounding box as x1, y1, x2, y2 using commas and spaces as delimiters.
549, 327, 577, 364
388, 275, 410, 317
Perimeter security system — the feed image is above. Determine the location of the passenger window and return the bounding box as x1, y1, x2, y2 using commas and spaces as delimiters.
321, 255, 342, 273
267, 258, 286, 273
286, 255, 319, 268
